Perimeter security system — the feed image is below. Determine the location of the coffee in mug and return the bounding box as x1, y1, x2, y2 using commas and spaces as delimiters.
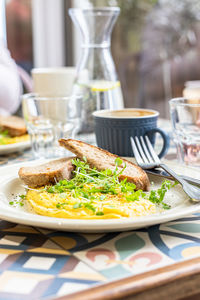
93, 108, 170, 157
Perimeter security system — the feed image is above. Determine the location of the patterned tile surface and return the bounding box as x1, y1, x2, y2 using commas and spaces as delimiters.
0, 221, 104, 299
38, 215, 200, 282
0, 120, 199, 299
2, 215, 200, 299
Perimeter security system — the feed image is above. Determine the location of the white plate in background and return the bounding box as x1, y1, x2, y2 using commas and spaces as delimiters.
0, 140, 31, 155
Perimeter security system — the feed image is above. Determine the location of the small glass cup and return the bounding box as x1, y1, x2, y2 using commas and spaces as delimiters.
169, 97, 200, 167
22, 93, 82, 158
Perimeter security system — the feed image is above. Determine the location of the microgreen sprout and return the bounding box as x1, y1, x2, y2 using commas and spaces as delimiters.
0, 130, 10, 145
9, 193, 25, 207
23, 158, 175, 213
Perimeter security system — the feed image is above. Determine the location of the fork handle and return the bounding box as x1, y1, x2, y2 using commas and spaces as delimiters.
160, 163, 189, 186
160, 163, 200, 201
146, 169, 200, 187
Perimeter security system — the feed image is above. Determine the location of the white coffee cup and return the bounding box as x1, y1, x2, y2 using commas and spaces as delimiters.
31, 67, 77, 97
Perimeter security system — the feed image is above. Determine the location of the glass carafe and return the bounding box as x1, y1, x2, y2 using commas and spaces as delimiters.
69, 7, 124, 132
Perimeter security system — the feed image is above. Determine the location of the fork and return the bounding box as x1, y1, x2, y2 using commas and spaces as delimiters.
130, 136, 200, 201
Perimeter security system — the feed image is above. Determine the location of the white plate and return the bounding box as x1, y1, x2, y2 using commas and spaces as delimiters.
0, 140, 31, 155
0, 159, 200, 233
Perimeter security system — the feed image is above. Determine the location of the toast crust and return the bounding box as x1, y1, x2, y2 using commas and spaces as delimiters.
18, 157, 74, 187
59, 139, 150, 191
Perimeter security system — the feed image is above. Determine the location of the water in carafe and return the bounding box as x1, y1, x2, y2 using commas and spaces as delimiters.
69, 7, 124, 132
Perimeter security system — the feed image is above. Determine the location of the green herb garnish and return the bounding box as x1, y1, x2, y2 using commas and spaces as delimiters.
0, 130, 10, 145
96, 211, 104, 216
84, 202, 96, 212
73, 202, 82, 209
41, 158, 175, 213
0, 130, 9, 137
9, 199, 24, 207
148, 180, 177, 209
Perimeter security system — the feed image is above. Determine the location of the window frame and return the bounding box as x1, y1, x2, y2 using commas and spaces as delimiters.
0, 0, 7, 46
32, 0, 66, 67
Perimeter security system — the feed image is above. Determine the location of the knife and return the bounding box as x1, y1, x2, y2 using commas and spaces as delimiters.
145, 168, 200, 187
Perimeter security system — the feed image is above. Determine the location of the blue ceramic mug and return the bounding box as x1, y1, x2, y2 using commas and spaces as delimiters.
93, 109, 170, 157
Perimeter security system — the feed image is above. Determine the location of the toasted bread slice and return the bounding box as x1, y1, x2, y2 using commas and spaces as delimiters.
0, 116, 27, 137
18, 157, 74, 188
59, 139, 150, 191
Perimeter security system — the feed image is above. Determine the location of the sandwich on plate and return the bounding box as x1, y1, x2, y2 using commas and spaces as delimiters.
0, 116, 29, 145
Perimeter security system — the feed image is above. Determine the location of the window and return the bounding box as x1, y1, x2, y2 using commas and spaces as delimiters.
69, 0, 200, 117
6, 0, 33, 73
5, 0, 200, 118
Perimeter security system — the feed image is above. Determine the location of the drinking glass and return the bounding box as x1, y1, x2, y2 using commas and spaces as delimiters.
31, 67, 77, 97
169, 97, 200, 167
22, 93, 81, 158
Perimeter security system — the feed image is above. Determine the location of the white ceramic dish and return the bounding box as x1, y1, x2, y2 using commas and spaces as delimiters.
0, 159, 200, 233
0, 140, 31, 155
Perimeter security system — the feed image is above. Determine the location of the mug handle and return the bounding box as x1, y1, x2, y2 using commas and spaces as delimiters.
145, 128, 170, 159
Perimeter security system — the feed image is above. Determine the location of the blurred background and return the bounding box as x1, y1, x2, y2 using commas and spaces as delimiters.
3, 0, 200, 118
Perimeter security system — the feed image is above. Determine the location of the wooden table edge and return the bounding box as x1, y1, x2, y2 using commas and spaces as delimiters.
55, 256, 200, 300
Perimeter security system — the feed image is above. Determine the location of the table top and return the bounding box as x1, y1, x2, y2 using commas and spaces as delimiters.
0, 119, 200, 300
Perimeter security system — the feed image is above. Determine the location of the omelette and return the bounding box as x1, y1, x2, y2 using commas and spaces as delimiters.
19, 158, 173, 220
26, 188, 157, 219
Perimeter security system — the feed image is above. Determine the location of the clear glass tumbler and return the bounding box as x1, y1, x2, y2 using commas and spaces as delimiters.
169, 97, 200, 167
22, 93, 81, 158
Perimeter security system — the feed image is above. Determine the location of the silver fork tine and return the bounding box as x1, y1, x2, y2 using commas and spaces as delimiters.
140, 136, 153, 163
145, 135, 160, 163
135, 136, 149, 164
130, 137, 144, 165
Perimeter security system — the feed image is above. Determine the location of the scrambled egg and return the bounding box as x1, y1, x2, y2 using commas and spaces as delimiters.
0, 134, 29, 145
26, 188, 157, 219
22, 158, 171, 220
